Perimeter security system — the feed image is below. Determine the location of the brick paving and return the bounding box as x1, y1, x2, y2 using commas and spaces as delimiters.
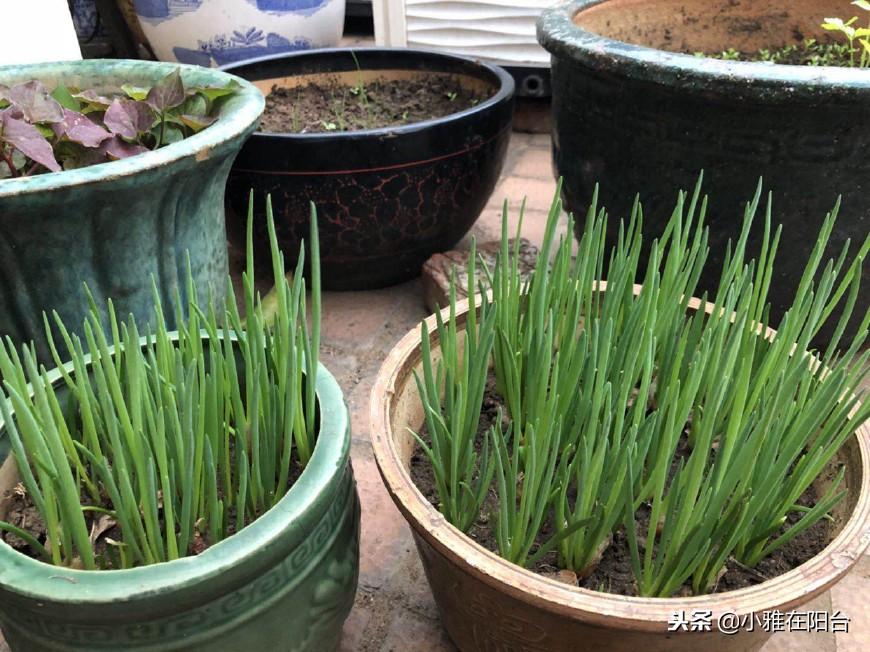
1, 85, 867, 652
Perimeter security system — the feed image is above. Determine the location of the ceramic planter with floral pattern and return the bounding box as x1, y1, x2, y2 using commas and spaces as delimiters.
133, 0, 345, 66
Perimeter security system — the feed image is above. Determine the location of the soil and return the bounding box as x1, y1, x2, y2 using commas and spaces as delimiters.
409, 373, 508, 555
409, 371, 834, 597
0, 459, 304, 569
259, 75, 486, 134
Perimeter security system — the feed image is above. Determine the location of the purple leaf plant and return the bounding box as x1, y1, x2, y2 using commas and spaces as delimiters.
0, 70, 239, 179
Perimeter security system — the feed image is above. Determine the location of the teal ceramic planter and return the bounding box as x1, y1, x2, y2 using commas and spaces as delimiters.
0, 334, 359, 651
0, 60, 264, 363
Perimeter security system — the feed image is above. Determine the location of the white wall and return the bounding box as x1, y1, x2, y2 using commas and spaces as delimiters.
373, 0, 552, 67
0, 0, 81, 66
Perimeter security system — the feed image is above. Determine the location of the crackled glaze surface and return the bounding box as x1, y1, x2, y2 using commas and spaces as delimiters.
227, 128, 511, 289
223, 48, 515, 290
0, 60, 263, 364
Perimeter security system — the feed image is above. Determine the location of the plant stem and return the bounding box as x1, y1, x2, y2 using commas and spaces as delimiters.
158, 113, 166, 147
1, 146, 20, 177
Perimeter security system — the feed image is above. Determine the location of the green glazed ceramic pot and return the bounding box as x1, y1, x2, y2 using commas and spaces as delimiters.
538, 0, 869, 343
0, 333, 359, 652
0, 60, 264, 363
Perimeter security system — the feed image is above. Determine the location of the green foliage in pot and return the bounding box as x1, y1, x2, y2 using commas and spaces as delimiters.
822, 0, 870, 67
413, 178, 870, 597
0, 196, 320, 570
698, 2, 870, 67
0, 69, 239, 178
699, 39, 857, 67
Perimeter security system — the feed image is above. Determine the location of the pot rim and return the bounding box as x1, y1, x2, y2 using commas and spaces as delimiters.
219, 47, 515, 142
0, 329, 348, 604
0, 59, 264, 199
370, 291, 870, 632
537, 0, 870, 94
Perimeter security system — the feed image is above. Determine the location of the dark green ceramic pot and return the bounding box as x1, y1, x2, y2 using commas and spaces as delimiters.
0, 60, 264, 363
538, 0, 869, 341
0, 334, 359, 652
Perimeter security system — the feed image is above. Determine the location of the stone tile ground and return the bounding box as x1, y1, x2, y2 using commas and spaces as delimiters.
1, 89, 867, 652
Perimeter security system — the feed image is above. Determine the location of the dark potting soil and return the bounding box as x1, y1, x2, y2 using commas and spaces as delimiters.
259, 75, 486, 134
408, 372, 834, 597
0, 459, 304, 569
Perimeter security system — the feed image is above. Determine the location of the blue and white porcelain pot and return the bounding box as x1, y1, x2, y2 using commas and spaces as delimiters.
133, 0, 345, 66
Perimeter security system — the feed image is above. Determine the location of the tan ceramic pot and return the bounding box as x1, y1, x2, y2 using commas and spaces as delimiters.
370, 295, 870, 652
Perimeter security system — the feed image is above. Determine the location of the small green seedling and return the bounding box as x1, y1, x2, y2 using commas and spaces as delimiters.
822, 1, 870, 67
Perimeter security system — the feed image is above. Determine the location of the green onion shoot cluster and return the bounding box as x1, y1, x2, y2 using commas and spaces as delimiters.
0, 196, 321, 570
414, 180, 870, 597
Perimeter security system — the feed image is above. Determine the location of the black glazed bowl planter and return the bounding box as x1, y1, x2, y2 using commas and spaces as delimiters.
223, 48, 514, 290
538, 0, 870, 341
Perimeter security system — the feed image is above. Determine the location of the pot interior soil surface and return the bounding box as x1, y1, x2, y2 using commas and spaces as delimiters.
259, 74, 487, 134
408, 371, 834, 597
0, 458, 303, 569
572, 0, 855, 63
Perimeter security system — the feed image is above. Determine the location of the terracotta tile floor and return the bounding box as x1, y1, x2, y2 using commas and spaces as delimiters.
1, 108, 867, 652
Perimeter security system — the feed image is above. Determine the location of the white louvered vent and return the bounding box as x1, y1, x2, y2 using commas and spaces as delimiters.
374, 0, 552, 68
